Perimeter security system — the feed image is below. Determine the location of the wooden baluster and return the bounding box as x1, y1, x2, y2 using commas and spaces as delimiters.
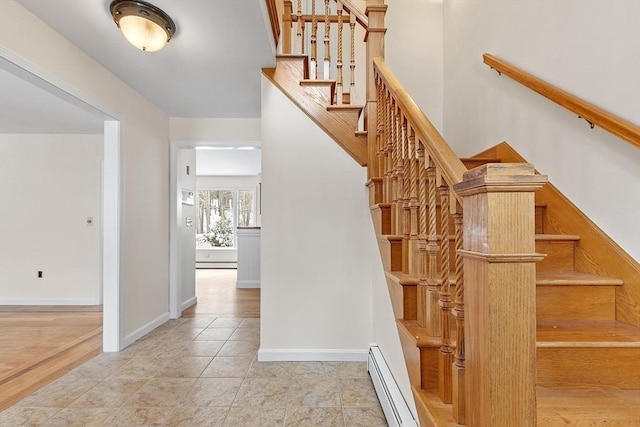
349, 11, 356, 102
451, 208, 466, 424
389, 104, 398, 230
283, 1, 292, 54
336, 4, 344, 104
296, 0, 303, 54
310, 0, 318, 79
399, 120, 409, 274
402, 124, 413, 274
375, 77, 384, 179
407, 129, 419, 277
417, 147, 428, 327
426, 161, 441, 337
383, 91, 392, 203
393, 109, 403, 237
323, 0, 331, 78
438, 183, 453, 403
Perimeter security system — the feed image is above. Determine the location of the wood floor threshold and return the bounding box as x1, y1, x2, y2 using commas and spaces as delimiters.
0, 327, 102, 385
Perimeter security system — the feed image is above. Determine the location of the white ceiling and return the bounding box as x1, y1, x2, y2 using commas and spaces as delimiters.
15, 0, 276, 119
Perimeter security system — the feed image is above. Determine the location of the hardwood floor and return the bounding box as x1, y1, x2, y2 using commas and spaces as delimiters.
0, 306, 103, 410
0, 269, 258, 411
182, 269, 260, 318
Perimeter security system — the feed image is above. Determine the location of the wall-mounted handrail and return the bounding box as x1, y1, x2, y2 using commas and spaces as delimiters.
373, 57, 467, 195
483, 53, 640, 149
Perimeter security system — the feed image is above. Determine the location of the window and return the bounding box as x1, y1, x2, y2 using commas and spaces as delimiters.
196, 188, 255, 248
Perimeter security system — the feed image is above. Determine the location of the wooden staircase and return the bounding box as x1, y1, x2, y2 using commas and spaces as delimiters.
266, 1, 639, 422
370, 146, 640, 425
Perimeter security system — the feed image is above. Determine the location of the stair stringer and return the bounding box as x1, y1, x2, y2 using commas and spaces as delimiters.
263, 58, 367, 166
477, 141, 640, 328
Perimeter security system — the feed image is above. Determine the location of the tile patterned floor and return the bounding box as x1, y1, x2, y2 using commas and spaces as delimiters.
0, 317, 387, 426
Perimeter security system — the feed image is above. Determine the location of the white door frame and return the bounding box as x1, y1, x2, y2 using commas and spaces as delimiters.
0, 49, 123, 352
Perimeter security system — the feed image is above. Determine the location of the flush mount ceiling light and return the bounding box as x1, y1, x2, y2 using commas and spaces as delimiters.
110, 0, 176, 52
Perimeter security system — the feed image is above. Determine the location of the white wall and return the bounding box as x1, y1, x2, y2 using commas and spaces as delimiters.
170, 118, 261, 142
1, 0, 171, 341
386, 0, 444, 131
260, 76, 374, 358
442, 0, 640, 260
178, 149, 196, 310
0, 134, 102, 304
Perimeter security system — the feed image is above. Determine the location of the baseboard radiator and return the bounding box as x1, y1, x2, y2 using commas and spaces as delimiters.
368, 346, 418, 427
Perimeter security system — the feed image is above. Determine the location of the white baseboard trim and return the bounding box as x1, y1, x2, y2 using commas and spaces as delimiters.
236, 280, 260, 288
368, 345, 418, 427
123, 312, 170, 348
0, 297, 100, 305
181, 296, 197, 311
257, 349, 368, 362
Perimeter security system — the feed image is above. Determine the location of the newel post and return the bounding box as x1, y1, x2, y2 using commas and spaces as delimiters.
453, 164, 547, 427
365, 0, 387, 181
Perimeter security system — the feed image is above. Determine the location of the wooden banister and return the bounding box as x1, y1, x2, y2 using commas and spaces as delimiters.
338, 0, 368, 29
483, 53, 640, 149
264, 0, 280, 48
373, 57, 467, 203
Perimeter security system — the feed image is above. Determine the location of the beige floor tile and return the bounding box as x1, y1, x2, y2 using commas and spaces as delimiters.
232, 377, 291, 407
217, 340, 259, 357
224, 406, 285, 426
289, 377, 341, 407
70, 378, 148, 408
210, 318, 244, 328
179, 317, 215, 328
169, 406, 228, 426
343, 406, 388, 426
336, 362, 370, 379
184, 378, 243, 407
0, 407, 61, 426
180, 340, 225, 356
285, 406, 345, 427
41, 407, 112, 427
340, 378, 380, 407
112, 357, 167, 379
160, 327, 205, 341
238, 318, 260, 328
149, 339, 190, 359
124, 378, 195, 407
201, 356, 254, 377
247, 361, 294, 378
105, 406, 177, 426
158, 356, 213, 378
292, 361, 339, 377
16, 378, 97, 408
229, 327, 260, 341
197, 327, 236, 341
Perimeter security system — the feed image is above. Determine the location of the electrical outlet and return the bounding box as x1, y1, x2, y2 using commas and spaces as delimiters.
38, 271, 43, 278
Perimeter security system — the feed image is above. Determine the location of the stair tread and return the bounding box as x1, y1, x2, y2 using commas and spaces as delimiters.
300, 79, 336, 86
377, 234, 403, 242
536, 233, 581, 241
385, 271, 420, 285
413, 386, 640, 427
537, 270, 623, 286
370, 203, 392, 210
399, 319, 442, 348
327, 104, 364, 111
537, 319, 640, 346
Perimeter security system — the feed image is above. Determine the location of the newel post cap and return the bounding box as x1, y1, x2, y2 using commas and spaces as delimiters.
453, 163, 547, 196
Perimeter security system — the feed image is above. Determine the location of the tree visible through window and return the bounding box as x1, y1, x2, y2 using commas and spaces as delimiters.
196, 188, 255, 248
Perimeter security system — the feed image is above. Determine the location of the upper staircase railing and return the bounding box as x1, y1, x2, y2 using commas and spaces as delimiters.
484, 53, 640, 149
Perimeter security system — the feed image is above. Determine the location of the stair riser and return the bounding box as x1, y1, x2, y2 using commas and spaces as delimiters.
377, 238, 402, 272
370, 206, 392, 236
537, 286, 616, 321
537, 347, 640, 389
385, 276, 417, 321
536, 241, 576, 271
535, 205, 546, 234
